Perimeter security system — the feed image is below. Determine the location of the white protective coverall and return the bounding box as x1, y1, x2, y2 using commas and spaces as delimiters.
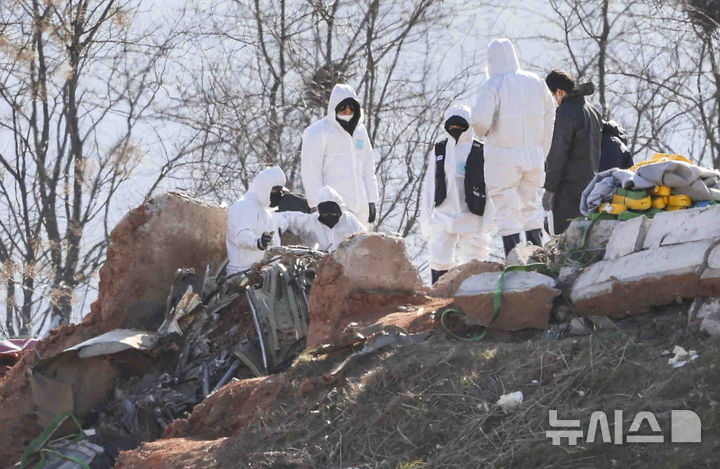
420, 104, 495, 271
471, 38, 556, 236
226, 166, 286, 275
276, 185, 366, 251
301, 84, 380, 225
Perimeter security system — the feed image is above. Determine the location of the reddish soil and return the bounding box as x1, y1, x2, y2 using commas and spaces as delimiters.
0, 321, 99, 465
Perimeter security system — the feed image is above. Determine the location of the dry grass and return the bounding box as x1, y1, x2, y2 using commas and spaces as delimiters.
213, 305, 719, 468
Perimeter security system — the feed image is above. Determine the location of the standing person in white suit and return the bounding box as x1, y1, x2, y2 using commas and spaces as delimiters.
420, 103, 494, 285
471, 38, 556, 256
226, 166, 287, 275
276, 185, 366, 251
301, 83, 380, 227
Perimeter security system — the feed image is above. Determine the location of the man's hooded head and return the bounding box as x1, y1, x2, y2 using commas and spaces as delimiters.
443, 103, 473, 143
486, 38, 520, 78
328, 84, 362, 135
246, 166, 287, 208
316, 185, 345, 229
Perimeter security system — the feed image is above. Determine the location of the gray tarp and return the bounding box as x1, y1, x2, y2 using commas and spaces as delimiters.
580, 162, 720, 215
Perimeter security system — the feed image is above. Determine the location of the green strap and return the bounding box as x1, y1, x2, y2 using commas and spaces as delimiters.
39, 449, 91, 469
441, 263, 548, 342
21, 410, 86, 469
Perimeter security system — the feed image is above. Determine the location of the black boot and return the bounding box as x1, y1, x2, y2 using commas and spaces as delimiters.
525, 228, 543, 247
431, 269, 448, 284
502, 233, 521, 256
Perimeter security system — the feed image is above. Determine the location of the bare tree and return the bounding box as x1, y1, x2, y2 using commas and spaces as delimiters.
166, 0, 485, 247
0, 0, 188, 333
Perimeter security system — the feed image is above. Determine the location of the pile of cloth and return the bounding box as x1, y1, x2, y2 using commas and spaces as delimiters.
580, 153, 720, 219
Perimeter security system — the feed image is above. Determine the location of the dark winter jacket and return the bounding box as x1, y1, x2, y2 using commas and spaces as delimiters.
599, 120, 634, 172
544, 82, 602, 233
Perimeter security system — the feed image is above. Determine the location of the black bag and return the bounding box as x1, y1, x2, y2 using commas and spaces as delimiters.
599, 120, 633, 172
433, 139, 487, 216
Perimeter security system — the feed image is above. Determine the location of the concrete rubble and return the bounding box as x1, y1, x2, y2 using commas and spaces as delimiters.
561, 219, 620, 252
429, 260, 503, 298
452, 271, 560, 330
570, 205, 720, 318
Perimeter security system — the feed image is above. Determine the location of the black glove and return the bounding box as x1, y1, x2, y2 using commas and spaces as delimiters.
256, 232, 272, 250
368, 202, 377, 223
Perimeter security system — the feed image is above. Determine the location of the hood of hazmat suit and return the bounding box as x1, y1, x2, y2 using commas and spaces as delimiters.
226, 166, 286, 274
420, 104, 495, 238
471, 38, 556, 236
275, 185, 366, 252
301, 84, 380, 224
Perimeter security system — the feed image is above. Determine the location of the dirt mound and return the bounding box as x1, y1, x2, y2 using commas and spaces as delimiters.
0, 321, 99, 464
307, 233, 424, 348
162, 375, 288, 440
89, 192, 227, 331
0, 193, 227, 465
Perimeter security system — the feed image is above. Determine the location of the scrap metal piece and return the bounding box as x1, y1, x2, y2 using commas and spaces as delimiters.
64, 329, 159, 359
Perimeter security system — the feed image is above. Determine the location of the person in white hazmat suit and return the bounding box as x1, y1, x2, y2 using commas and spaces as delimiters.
226, 166, 287, 275
420, 103, 494, 284
275, 185, 366, 251
301, 83, 380, 226
471, 38, 556, 256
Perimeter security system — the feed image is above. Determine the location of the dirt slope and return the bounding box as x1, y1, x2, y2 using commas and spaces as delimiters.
115, 306, 719, 468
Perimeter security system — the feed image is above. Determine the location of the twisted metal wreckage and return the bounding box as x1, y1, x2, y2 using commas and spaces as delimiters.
21, 246, 324, 468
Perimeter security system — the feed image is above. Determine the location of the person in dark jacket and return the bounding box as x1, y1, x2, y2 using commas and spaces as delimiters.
599, 120, 634, 172
543, 70, 602, 234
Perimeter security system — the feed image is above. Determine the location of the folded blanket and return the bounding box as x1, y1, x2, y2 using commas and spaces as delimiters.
633, 160, 720, 201
580, 168, 635, 215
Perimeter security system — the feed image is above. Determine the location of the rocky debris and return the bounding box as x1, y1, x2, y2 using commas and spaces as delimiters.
496, 391, 523, 413
506, 243, 544, 266
643, 205, 720, 249
667, 345, 698, 368
571, 239, 719, 317
89, 192, 227, 331
557, 266, 581, 291
587, 315, 617, 330
701, 243, 720, 296
0, 193, 231, 464
429, 260, 503, 298
452, 271, 561, 330
307, 233, 424, 348
604, 215, 652, 260
562, 219, 620, 251
551, 304, 576, 323
692, 298, 720, 336
569, 317, 593, 335
0, 322, 99, 463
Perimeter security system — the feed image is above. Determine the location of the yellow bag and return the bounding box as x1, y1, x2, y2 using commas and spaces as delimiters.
600, 202, 627, 215
630, 153, 694, 172
667, 194, 691, 210
652, 196, 668, 209
650, 185, 671, 196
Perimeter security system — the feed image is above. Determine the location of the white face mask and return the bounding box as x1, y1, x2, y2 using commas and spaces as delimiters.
336, 114, 353, 121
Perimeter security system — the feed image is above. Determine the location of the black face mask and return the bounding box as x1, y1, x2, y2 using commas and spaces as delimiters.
335, 98, 361, 136
318, 201, 342, 228
270, 185, 284, 207
444, 115, 469, 143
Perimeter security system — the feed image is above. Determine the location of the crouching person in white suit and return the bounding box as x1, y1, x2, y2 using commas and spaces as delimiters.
275, 185, 366, 251
226, 166, 287, 275
420, 103, 494, 285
